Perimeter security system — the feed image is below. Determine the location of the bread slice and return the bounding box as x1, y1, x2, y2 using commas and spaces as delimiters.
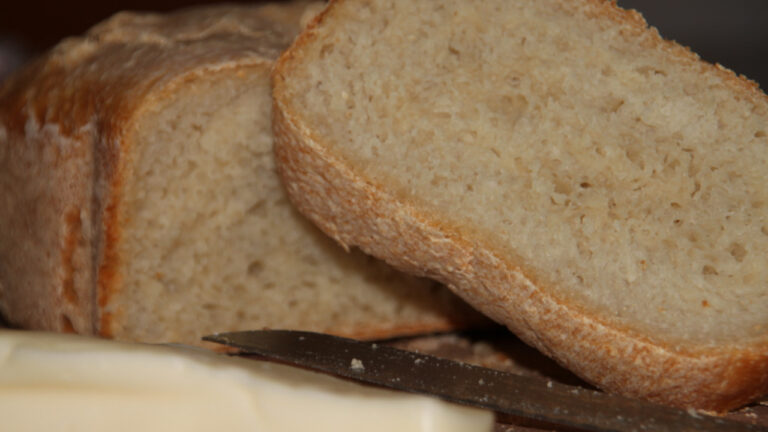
0, 2, 482, 346
272, 0, 768, 411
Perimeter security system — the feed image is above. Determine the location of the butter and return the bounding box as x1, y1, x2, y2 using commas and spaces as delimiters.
0, 330, 493, 431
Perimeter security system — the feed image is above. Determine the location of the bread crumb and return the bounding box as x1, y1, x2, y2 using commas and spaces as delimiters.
350, 358, 365, 371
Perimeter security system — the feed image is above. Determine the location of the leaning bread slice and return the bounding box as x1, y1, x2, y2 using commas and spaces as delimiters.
0, 2, 482, 346
273, 0, 768, 411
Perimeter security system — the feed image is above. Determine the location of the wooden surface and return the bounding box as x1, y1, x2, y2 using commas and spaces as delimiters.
388, 329, 768, 431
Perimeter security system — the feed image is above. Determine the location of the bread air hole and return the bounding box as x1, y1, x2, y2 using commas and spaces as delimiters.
690, 181, 701, 198
729, 242, 747, 262
605, 97, 625, 113
247, 260, 264, 276
320, 43, 334, 57
702, 265, 718, 276
246, 200, 265, 215
634, 65, 667, 77
624, 146, 644, 170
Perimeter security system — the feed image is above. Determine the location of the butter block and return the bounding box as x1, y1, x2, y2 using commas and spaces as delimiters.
0, 330, 493, 431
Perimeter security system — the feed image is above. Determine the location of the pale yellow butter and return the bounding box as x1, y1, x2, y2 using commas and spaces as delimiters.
0, 330, 493, 431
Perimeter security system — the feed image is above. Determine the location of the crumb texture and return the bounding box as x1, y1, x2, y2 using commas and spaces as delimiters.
113, 65, 471, 343
281, 0, 768, 345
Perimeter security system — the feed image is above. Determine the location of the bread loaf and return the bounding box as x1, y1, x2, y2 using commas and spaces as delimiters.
272, 0, 768, 411
0, 2, 481, 345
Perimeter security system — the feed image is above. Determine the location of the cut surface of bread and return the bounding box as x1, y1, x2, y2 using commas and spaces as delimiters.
273, 0, 768, 410
0, 3, 481, 346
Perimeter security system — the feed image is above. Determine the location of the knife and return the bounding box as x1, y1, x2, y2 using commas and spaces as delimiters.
203, 330, 766, 432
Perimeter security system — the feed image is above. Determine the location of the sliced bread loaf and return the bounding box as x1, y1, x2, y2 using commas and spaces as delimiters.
272, 0, 768, 410
0, 2, 481, 345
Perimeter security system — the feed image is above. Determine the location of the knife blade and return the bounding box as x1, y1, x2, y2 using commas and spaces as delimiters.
203, 330, 765, 432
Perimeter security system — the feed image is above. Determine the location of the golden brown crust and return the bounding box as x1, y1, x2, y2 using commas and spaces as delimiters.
272, 0, 768, 411
0, 81, 96, 335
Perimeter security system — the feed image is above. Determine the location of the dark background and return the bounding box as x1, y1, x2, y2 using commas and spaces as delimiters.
1, 0, 768, 88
